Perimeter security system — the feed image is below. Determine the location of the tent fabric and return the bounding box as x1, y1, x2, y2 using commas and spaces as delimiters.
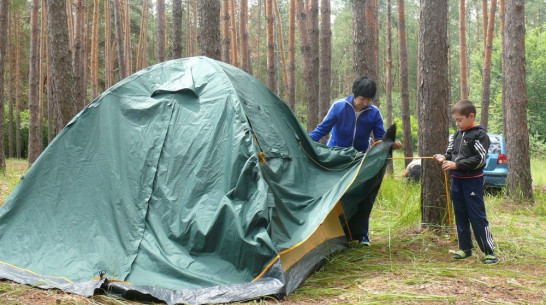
0, 56, 395, 304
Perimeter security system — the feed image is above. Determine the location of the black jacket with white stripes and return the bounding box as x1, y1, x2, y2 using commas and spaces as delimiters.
444, 125, 490, 178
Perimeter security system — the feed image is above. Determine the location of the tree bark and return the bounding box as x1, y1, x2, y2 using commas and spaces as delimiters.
14, 12, 22, 158
482, 0, 488, 51
240, 0, 251, 73
123, 0, 132, 75
0, 0, 8, 170
172, 0, 183, 59
136, 0, 149, 70
222, 0, 230, 62
418, 0, 450, 227
256, 0, 263, 79
319, 0, 331, 131
274, 0, 288, 93
297, 0, 319, 132
287, 0, 296, 111
480, 0, 496, 129
369, 0, 380, 106
8, 11, 15, 157
91, 0, 100, 99
39, 0, 47, 151
157, 0, 167, 62
503, 0, 533, 202
47, 0, 78, 133
72, 0, 86, 107
229, 0, 238, 66
459, 0, 469, 99
386, 0, 393, 174
28, 0, 42, 165
398, 0, 413, 166
192, 0, 198, 56
266, 0, 276, 92
199, 0, 221, 60
113, 0, 127, 79
104, 0, 113, 88
352, 0, 365, 78
386, 0, 393, 128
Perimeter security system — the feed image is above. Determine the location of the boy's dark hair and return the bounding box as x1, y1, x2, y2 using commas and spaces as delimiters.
352, 76, 377, 99
451, 99, 476, 117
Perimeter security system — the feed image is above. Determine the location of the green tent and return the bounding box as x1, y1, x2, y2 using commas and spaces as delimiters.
0, 57, 395, 304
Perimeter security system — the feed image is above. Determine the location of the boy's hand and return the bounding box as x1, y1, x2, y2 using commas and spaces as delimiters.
441, 160, 457, 171
433, 154, 445, 163
392, 141, 402, 150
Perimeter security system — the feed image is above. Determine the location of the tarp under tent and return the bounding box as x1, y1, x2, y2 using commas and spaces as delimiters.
0, 56, 396, 305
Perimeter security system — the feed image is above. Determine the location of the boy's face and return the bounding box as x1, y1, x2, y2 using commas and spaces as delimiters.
452, 112, 475, 131
354, 96, 373, 111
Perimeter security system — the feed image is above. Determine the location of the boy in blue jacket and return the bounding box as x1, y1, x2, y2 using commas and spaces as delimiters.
434, 100, 498, 264
310, 76, 401, 246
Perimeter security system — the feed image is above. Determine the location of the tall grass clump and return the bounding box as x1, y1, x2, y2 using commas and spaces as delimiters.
0, 159, 28, 208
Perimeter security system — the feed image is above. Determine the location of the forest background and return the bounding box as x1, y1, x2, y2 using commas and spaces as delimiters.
0, 0, 545, 303
1, 0, 545, 159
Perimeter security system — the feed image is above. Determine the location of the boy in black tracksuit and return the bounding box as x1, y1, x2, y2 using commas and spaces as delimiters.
434, 100, 499, 264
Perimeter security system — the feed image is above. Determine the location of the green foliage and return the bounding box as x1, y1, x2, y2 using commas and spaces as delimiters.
392, 116, 418, 151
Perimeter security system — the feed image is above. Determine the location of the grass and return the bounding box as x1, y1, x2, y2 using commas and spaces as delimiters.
0, 157, 545, 304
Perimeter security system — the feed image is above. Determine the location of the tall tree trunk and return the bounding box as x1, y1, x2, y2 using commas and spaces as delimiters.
28, 0, 42, 165
8, 11, 15, 157
39, 0, 47, 151
66, 0, 74, 53
192, 0, 198, 56
113, 0, 127, 79
482, 0, 488, 52
256, 0, 263, 79
90, 0, 100, 99
15, 12, 22, 157
459, 0, 469, 99
47, 0, 78, 132
0, 0, 8, 170
229, 0, 238, 66
136, 0, 149, 70
301, 0, 319, 132
240, 0, 251, 73
352, 0, 365, 78
480, 0, 496, 129
157, 0, 166, 62
418, 0, 450, 227
186, 0, 192, 56
222, 0, 230, 62
386, 0, 393, 174
503, 0, 532, 201
398, 0, 413, 165
265, 0, 276, 92
287, 0, 296, 111
386, 0, 393, 128
274, 0, 288, 93
319, 0, 331, 131
199, 0, 221, 60
124, 0, 132, 75
47, 45, 54, 142
72, 0, 86, 108
369, 0, 380, 106
104, 0, 113, 88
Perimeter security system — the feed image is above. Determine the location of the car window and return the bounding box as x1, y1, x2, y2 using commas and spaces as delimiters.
489, 141, 501, 154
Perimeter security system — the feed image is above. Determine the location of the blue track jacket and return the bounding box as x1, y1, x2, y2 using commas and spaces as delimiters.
309, 95, 385, 152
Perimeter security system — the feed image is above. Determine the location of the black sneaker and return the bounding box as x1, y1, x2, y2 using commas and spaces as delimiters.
484, 254, 499, 264
452, 250, 472, 259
